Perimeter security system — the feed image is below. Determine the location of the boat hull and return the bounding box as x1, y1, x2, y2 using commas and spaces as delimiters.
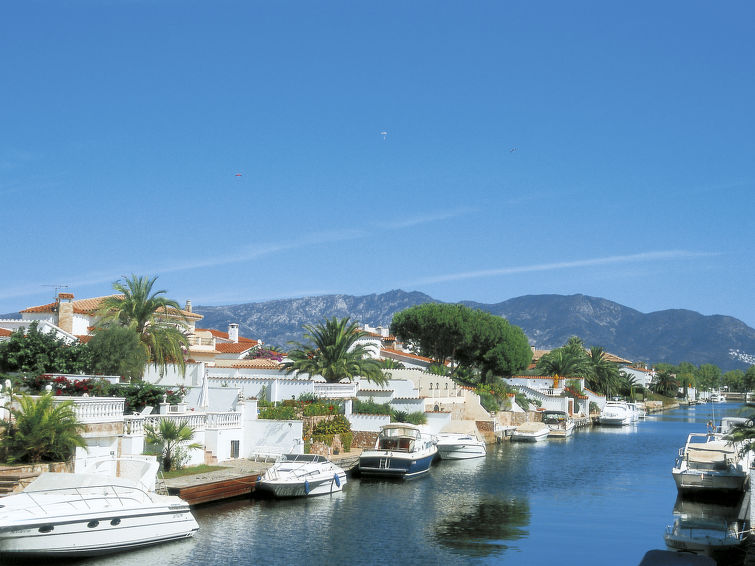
0, 507, 198, 557
672, 470, 748, 496
437, 444, 486, 460
257, 471, 347, 497
359, 449, 437, 478
510, 431, 549, 442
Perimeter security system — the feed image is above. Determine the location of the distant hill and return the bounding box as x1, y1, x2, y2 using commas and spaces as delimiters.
195, 290, 755, 371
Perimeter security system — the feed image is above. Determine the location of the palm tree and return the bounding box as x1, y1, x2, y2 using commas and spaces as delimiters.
586, 346, 621, 397
619, 371, 639, 401
283, 317, 387, 386
725, 420, 755, 458
97, 274, 189, 378
144, 418, 202, 472
653, 370, 679, 397
0, 394, 86, 464
536, 350, 585, 378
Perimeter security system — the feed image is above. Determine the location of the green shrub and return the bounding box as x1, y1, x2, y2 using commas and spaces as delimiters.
392, 410, 408, 423
404, 412, 427, 425
353, 397, 391, 415
258, 405, 297, 420
477, 390, 499, 412
303, 401, 342, 417
312, 414, 351, 435
340, 431, 353, 452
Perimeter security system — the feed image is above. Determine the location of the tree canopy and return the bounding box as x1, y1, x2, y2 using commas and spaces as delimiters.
0, 322, 88, 375
390, 304, 531, 384
87, 325, 148, 380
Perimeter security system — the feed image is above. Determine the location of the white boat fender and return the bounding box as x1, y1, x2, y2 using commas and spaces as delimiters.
334, 473, 340, 488
304, 480, 310, 495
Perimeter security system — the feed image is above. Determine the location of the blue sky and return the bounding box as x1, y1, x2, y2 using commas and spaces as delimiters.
2, 1, 754, 327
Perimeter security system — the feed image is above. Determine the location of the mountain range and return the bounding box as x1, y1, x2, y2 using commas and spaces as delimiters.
194, 290, 755, 371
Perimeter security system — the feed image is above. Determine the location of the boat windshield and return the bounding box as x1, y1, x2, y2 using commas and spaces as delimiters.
542, 412, 566, 424
377, 426, 419, 451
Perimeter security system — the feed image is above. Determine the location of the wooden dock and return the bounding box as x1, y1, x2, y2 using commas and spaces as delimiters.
166, 474, 260, 506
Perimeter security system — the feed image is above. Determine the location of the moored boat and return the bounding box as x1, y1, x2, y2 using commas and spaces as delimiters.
672, 432, 753, 497
0, 458, 197, 558
511, 421, 549, 442
435, 433, 487, 460
664, 516, 743, 555
358, 423, 437, 479
257, 453, 347, 497
598, 401, 633, 426
541, 410, 575, 438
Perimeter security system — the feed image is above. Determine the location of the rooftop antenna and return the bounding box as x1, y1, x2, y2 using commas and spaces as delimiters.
41, 284, 70, 301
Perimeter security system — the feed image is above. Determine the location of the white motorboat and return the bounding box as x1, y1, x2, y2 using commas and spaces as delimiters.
664, 516, 743, 554
627, 402, 646, 420
359, 423, 438, 478
510, 421, 550, 442
709, 392, 726, 403
0, 458, 197, 558
598, 401, 633, 426
541, 410, 575, 438
257, 453, 347, 497
435, 433, 487, 460
672, 433, 753, 496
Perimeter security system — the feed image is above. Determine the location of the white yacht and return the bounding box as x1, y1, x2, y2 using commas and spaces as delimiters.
0, 458, 197, 558
598, 401, 633, 426
359, 423, 438, 478
435, 433, 487, 460
510, 421, 550, 442
541, 410, 575, 438
664, 516, 743, 554
672, 432, 753, 496
709, 392, 726, 403
257, 454, 347, 497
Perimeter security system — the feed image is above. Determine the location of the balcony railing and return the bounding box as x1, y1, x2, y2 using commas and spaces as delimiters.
314, 383, 357, 399
57, 397, 126, 424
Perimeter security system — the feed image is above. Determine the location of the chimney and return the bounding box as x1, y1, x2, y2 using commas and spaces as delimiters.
57, 292, 74, 334
228, 323, 239, 343
185, 299, 192, 313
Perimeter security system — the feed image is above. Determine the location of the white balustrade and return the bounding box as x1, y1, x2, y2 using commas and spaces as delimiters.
206, 411, 241, 429
314, 382, 357, 399
56, 397, 126, 423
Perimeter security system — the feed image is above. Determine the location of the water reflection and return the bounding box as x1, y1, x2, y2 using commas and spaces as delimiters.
433, 496, 530, 557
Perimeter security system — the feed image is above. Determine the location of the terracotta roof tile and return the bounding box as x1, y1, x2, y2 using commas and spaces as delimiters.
21, 295, 202, 320
212, 359, 281, 369
0, 328, 12, 337
216, 343, 255, 354
380, 348, 434, 363
195, 328, 258, 344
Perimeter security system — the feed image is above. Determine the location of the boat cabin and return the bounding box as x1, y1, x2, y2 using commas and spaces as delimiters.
375, 425, 420, 452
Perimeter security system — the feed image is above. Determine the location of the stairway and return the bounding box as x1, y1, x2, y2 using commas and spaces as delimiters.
0, 472, 40, 495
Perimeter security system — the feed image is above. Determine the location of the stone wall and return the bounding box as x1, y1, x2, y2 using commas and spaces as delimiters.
353, 431, 378, 449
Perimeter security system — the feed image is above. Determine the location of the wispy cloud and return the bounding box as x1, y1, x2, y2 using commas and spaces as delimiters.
382, 208, 476, 230
404, 250, 718, 286
0, 229, 369, 303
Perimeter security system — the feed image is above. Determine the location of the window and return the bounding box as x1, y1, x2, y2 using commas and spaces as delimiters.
230, 440, 240, 459
429, 383, 433, 390
87, 521, 99, 529
445, 383, 448, 389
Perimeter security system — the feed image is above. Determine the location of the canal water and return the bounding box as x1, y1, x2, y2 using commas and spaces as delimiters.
36, 403, 755, 566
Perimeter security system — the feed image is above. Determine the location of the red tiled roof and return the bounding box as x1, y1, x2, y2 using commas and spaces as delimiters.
75, 335, 93, 344
195, 328, 258, 344
0, 328, 12, 337
380, 348, 434, 363
213, 359, 281, 369
21, 295, 202, 320
216, 343, 256, 354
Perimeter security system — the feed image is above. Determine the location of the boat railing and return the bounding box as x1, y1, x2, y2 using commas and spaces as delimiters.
13, 483, 155, 516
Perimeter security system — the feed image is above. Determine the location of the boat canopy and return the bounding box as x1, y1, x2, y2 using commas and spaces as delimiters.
24, 472, 142, 493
